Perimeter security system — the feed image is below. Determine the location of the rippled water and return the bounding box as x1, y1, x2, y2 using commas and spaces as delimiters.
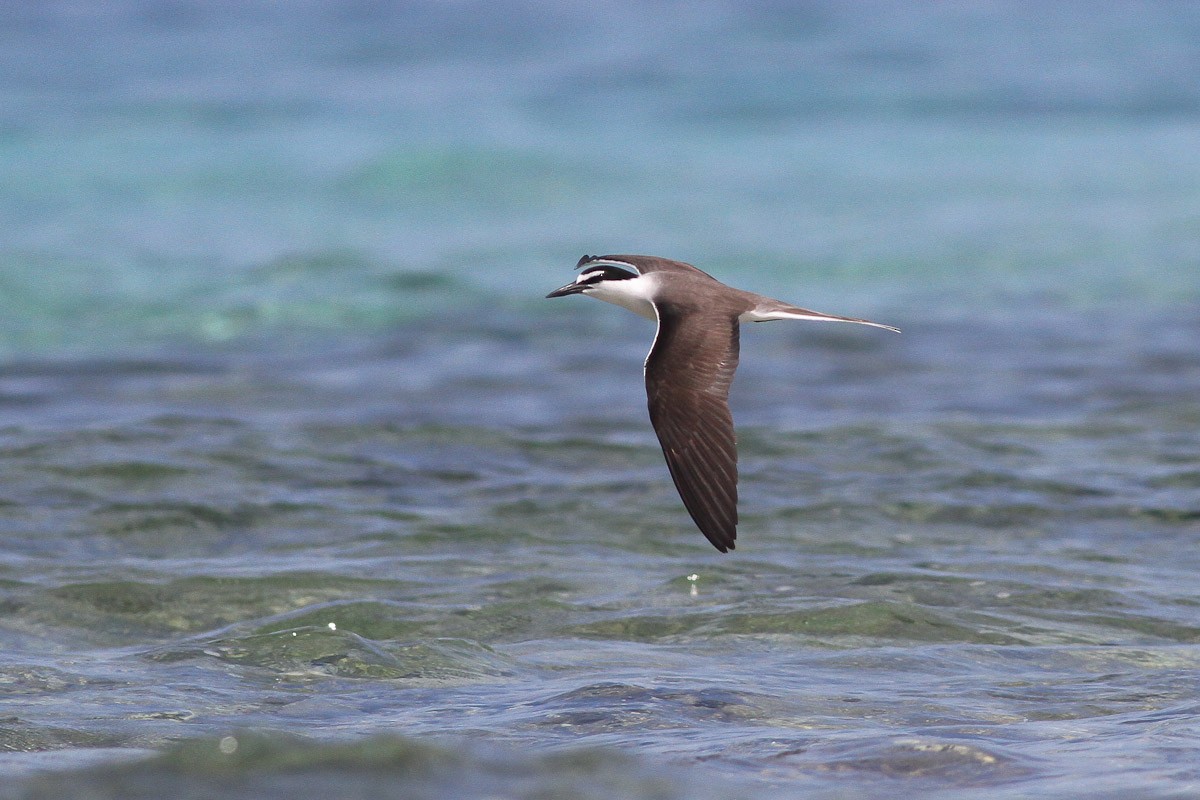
4, 2, 1200, 798
3, 306, 1199, 798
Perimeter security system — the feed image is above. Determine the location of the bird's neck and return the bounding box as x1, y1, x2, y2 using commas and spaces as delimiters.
587, 275, 659, 320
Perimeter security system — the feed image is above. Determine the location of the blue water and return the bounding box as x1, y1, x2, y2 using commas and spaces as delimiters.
2, 3, 1200, 798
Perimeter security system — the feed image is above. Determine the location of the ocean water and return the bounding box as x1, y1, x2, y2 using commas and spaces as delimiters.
3, 2, 1200, 798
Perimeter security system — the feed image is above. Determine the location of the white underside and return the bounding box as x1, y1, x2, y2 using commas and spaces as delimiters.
739, 306, 900, 332
739, 307, 844, 323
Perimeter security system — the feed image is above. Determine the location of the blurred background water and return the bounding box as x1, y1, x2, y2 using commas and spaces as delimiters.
2, 2, 1200, 798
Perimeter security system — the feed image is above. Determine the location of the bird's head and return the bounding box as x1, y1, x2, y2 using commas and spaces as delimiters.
544, 262, 638, 299
546, 256, 658, 319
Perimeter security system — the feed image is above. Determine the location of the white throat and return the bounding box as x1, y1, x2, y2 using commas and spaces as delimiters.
583, 274, 658, 320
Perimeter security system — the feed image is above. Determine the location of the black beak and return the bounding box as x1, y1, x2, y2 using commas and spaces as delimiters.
546, 282, 586, 299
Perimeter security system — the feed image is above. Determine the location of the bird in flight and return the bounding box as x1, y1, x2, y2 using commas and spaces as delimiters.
547, 254, 898, 552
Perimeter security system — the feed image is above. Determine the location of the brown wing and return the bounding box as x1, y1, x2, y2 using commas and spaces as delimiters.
644, 304, 740, 552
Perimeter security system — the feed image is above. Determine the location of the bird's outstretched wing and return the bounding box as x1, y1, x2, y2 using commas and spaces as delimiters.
644, 303, 740, 552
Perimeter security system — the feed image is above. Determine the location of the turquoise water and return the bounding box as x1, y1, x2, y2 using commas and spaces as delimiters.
3, 3, 1200, 798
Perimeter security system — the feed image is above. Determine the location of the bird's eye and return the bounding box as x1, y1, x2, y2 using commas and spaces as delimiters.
576, 265, 634, 285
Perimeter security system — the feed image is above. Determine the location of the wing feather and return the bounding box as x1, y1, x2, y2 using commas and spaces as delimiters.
644, 304, 741, 552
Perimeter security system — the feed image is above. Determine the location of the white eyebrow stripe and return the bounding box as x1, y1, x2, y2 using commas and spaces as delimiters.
579, 259, 641, 274
578, 264, 638, 284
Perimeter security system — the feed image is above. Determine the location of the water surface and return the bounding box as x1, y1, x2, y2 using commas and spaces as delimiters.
2, 3, 1200, 798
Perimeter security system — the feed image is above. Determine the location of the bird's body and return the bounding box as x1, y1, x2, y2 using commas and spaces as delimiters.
547, 254, 897, 552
